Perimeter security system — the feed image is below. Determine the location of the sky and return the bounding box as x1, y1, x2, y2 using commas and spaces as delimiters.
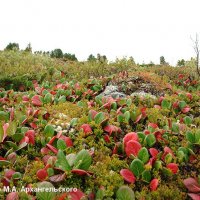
1, 0, 200, 65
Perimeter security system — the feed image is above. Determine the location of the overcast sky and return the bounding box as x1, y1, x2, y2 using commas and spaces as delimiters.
1, 0, 200, 65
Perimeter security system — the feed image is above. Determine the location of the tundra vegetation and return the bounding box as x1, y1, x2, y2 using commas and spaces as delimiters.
0, 47, 200, 200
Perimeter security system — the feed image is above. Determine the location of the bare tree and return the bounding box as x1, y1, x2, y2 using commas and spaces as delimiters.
191, 33, 200, 77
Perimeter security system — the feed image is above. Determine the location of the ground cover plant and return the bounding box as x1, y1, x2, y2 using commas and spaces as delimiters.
0, 52, 200, 200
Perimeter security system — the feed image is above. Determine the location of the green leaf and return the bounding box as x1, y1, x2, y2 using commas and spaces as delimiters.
94, 112, 105, 124
12, 132, 24, 142
44, 93, 52, 104
142, 170, 151, 183
12, 172, 22, 179
66, 153, 76, 167
47, 168, 54, 177
179, 101, 187, 109
172, 123, 179, 132
177, 151, 185, 163
124, 111, 130, 123
58, 95, 66, 103
145, 134, 156, 147
57, 139, 67, 150
183, 116, 192, 125
44, 125, 54, 137
95, 188, 105, 200
0, 122, 3, 142
137, 132, 146, 143
130, 158, 144, 178
126, 99, 132, 107
7, 121, 17, 136
0, 111, 9, 121
138, 147, 149, 164
154, 160, 162, 170
55, 150, 71, 171
73, 149, 92, 170
164, 153, 173, 164
116, 186, 135, 200
161, 99, 172, 109
117, 115, 124, 123
194, 129, 200, 144
36, 181, 56, 200
70, 118, 78, 127
111, 102, 117, 110
0, 160, 11, 167
186, 131, 195, 143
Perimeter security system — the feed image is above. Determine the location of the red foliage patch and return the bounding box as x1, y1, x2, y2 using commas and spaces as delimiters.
150, 178, 159, 191
125, 140, 142, 157
166, 163, 178, 174
36, 169, 48, 181
120, 169, 136, 184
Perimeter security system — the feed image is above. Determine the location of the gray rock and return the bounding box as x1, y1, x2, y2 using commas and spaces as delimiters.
98, 85, 126, 99
130, 91, 157, 99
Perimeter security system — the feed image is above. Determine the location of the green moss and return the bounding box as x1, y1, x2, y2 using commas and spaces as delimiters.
22, 160, 44, 184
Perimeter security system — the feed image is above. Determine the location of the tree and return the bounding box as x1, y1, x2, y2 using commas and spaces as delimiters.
87, 54, 96, 62
63, 53, 77, 61
5, 43, 19, 51
97, 53, 107, 63
50, 49, 63, 58
25, 43, 32, 52
177, 59, 185, 66
160, 56, 166, 65
191, 33, 200, 76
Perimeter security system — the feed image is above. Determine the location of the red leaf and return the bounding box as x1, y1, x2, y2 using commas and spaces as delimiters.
125, 140, 142, 157
30, 122, 37, 129
149, 148, 159, 158
154, 105, 161, 109
88, 110, 98, 120
188, 193, 200, 200
36, 169, 48, 181
144, 130, 150, 135
49, 173, 66, 183
104, 135, 111, 143
6, 192, 19, 200
19, 136, 29, 144
31, 95, 42, 106
22, 95, 29, 102
162, 147, 175, 160
178, 74, 184, 79
134, 114, 142, 124
25, 130, 35, 145
183, 178, 200, 193
43, 112, 50, 120
48, 136, 57, 145
182, 106, 190, 113
67, 189, 85, 200
46, 144, 58, 154
120, 169, 136, 183
60, 135, 73, 147
150, 178, 159, 191
173, 101, 179, 109
1, 123, 9, 142
104, 125, 121, 135
41, 147, 50, 155
123, 132, 138, 147
158, 96, 164, 104
166, 163, 178, 174
9, 107, 14, 121
80, 124, 92, 135
148, 123, 158, 129
57, 193, 67, 200
186, 93, 192, 101
5, 169, 15, 179
71, 169, 91, 176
